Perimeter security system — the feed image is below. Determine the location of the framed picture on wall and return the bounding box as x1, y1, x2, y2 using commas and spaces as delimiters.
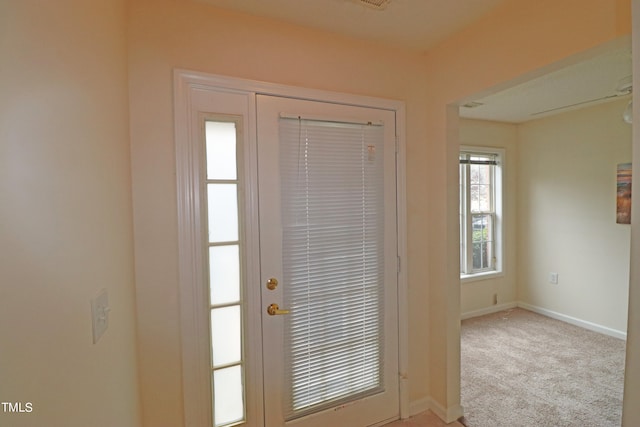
617, 163, 632, 224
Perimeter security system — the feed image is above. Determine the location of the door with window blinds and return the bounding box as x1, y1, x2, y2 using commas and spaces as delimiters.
257, 95, 399, 427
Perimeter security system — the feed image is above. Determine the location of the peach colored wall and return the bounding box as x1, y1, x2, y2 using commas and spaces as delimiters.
1, 1, 141, 426
423, 0, 631, 418
127, 1, 429, 425
623, 1, 640, 424
128, 0, 634, 424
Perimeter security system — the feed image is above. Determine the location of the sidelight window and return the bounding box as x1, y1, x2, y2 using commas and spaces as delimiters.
204, 118, 245, 427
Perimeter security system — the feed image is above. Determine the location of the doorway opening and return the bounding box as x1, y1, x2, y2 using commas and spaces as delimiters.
455, 38, 632, 426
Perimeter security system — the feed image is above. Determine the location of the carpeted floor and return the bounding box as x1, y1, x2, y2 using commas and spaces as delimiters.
461, 308, 626, 427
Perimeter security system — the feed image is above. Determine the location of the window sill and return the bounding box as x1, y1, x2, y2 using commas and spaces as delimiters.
461, 270, 504, 284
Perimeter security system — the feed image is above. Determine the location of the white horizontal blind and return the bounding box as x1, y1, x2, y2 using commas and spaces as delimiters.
279, 117, 385, 420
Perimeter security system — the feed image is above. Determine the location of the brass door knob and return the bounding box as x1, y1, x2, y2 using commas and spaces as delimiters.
266, 278, 278, 290
267, 303, 290, 316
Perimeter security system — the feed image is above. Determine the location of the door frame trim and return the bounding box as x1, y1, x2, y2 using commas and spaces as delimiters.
174, 69, 409, 426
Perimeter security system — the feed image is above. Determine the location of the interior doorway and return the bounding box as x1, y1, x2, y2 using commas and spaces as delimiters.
455, 38, 632, 426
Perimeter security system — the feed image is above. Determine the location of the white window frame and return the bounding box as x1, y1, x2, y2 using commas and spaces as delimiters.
459, 146, 504, 282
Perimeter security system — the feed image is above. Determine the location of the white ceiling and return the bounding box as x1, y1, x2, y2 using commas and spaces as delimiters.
196, 0, 632, 123
196, 0, 508, 51
459, 44, 633, 123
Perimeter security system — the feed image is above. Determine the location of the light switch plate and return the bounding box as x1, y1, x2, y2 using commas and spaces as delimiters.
91, 289, 110, 344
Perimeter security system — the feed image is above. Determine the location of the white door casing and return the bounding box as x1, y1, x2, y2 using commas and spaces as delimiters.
174, 70, 409, 427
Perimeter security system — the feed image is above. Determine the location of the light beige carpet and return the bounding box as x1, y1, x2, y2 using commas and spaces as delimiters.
461, 308, 625, 427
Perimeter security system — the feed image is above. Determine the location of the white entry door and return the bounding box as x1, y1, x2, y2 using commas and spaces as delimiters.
256, 95, 399, 427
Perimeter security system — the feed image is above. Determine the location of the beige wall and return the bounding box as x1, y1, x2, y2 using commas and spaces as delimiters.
517, 99, 631, 333
2, 0, 638, 425
459, 119, 518, 315
127, 1, 429, 425
126, 0, 636, 425
0, 1, 141, 426
459, 100, 632, 335
423, 0, 631, 416
623, 1, 640, 424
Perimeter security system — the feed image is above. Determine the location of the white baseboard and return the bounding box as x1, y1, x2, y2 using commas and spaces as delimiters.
430, 399, 464, 424
517, 302, 627, 340
408, 397, 430, 417
462, 301, 626, 340
461, 302, 517, 320
409, 397, 464, 424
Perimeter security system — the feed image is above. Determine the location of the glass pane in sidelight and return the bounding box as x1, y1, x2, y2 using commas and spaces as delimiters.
213, 365, 245, 427
211, 305, 242, 367
205, 121, 237, 180
209, 245, 240, 305
207, 184, 239, 243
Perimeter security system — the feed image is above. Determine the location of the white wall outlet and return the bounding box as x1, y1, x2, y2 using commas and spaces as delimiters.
549, 272, 559, 285
91, 289, 110, 344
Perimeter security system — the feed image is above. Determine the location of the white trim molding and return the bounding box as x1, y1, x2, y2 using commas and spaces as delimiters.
461, 302, 518, 320
408, 397, 431, 417
409, 397, 464, 423
461, 301, 627, 340
518, 302, 627, 341
408, 396, 464, 424
429, 398, 464, 424
174, 70, 214, 427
